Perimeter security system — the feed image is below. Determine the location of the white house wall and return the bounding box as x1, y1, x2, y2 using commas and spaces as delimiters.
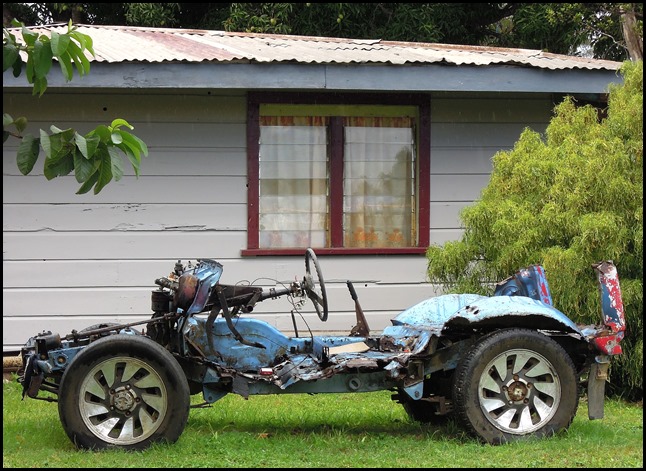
2, 89, 551, 352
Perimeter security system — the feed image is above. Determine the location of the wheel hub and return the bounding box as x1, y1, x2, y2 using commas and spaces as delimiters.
111, 386, 138, 413
505, 378, 530, 402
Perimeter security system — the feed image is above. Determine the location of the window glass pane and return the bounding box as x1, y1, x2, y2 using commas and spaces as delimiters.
343, 122, 414, 248
259, 124, 329, 249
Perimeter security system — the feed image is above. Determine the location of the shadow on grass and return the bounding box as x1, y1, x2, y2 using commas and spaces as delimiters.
185, 408, 474, 444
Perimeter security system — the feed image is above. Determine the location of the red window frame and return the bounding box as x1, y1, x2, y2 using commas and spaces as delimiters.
242, 92, 430, 256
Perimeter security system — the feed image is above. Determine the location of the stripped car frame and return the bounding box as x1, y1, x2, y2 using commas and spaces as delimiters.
18, 249, 626, 449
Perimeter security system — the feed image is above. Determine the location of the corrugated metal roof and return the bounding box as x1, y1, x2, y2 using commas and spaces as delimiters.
10, 23, 622, 71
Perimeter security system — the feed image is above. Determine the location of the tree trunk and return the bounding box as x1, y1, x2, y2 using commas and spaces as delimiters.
620, 5, 643, 61
3, 4, 15, 27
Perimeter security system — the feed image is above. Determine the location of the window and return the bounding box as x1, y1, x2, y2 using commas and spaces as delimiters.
244, 94, 430, 255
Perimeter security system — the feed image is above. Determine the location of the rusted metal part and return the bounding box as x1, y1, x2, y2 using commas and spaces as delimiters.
422, 395, 453, 415
263, 343, 416, 390
493, 265, 553, 305
3, 353, 22, 382
534, 265, 553, 305
593, 334, 624, 355
185, 259, 224, 315
176, 273, 199, 311
447, 296, 582, 333
216, 286, 266, 349
424, 338, 474, 375
591, 261, 626, 354
379, 325, 432, 355
10, 24, 623, 72
347, 281, 370, 337
151, 289, 172, 312
588, 357, 611, 419
393, 294, 485, 328
394, 293, 583, 338
63, 313, 177, 342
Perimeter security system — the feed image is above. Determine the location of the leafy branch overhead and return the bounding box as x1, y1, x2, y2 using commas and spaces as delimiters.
3, 19, 148, 194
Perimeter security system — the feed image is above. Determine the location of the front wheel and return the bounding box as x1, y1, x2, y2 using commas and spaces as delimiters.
453, 328, 578, 444
58, 334, 190, 450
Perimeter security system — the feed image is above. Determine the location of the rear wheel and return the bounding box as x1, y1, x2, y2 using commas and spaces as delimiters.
58, 334, 190, 450
453, 328, 578, 444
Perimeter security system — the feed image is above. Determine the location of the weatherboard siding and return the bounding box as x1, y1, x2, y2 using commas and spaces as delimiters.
2, 90, 550, 351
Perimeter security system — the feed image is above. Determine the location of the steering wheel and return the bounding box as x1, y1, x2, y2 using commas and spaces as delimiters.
303, 248, 329, 321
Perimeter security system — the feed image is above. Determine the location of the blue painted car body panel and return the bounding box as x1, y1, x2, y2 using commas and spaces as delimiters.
391, 293, 583, 337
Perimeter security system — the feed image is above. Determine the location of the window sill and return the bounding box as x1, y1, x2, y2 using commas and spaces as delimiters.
241, 247, 428, 256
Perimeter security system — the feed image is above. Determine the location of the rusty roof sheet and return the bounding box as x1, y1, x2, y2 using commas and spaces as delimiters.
9, 23, 622, 71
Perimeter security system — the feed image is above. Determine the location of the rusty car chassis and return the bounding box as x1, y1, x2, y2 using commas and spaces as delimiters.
18, 249, 626, 449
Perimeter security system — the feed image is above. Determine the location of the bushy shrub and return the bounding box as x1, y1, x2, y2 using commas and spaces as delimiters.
427, 61, 643, 400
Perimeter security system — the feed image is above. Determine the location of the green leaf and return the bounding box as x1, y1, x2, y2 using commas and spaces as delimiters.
4, 28, 17, 45
3, 43, 19, 73
3, 130, 10, 144
86, 135, 101, 158
116, 130, 149, 177
67, 41, 91, 76
117, 143, 140, 177
44, 152, 74, 180
32, 76, 48, 97
110, 118, 134, 130
73, 147, 97, 183
58, 51, 74, 82
14, 117, 28, 134
41, 128, 76, 176
75, 133, 88, 158
43, 140, 65, 179
69, 30, 87, 51
33, 40, 54, 79
43, 134, 66, 162
12, 56, 23, 78
3, 113, 14, 127
50, 31, 71, 57
109, 147, 124, 182
89, 125, 112, 142
53, 127, 75, 141
25, 55, 34, 83
76, 171, 99, 195
121, 130, 149, 157
75, 32, 95, 57
16, 134, 41, 175
111, 131, 123, 145
21, 27, 38, 47
94, 154, 114, 194
39, 130, 52, 158
116, 138, 140, 161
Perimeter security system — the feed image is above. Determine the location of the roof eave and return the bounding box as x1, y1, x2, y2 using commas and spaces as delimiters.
2, 61, 623, 95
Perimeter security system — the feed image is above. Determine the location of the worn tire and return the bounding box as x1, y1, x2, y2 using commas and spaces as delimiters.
453, 328, 578, 445
58, 334, 190, 450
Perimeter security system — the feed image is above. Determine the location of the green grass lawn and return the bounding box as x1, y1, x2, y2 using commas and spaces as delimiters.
3, 377, 643, 468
